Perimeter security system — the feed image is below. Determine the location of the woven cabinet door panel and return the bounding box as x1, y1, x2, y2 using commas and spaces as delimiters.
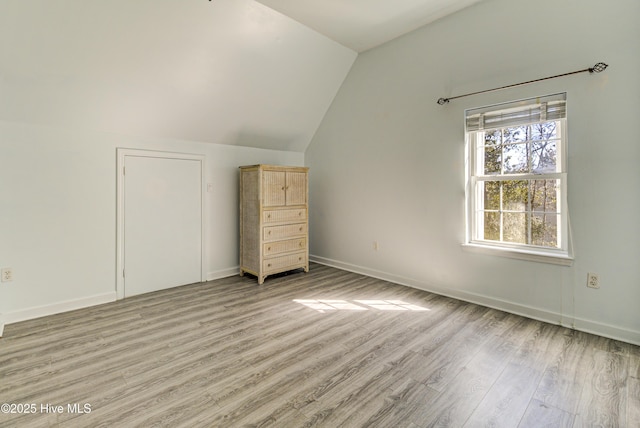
263, 171, 286, 206
285, 172, 307, 206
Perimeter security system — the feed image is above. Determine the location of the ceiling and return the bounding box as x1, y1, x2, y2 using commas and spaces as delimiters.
256, 0, 486, 52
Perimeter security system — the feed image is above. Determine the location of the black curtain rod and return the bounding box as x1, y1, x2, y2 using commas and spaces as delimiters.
436, 62, 608, 105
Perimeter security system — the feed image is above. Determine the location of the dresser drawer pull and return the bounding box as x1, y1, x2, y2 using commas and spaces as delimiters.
299, 227, 303, 231
267, 263, 272, 267
267, 214, 271, 219
298, 257, 302, 261
268, 247, 271, 251
299, 242, 303, 247
268, 231, 272, 235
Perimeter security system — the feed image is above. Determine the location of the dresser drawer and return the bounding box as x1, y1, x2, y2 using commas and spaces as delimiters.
263, 252, 307, 273
264, 238, 306, 256
263, 208, 307, 224
263, 223, 306, 241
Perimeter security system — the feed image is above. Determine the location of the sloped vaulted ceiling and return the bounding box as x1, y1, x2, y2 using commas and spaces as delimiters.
0, 0, 356, 152
1, 0, 485, 152
256, 0, 486, 53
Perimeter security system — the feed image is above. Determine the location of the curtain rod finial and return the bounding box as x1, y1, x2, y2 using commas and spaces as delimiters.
589, 62, 608, 73
437, 97, 450, 105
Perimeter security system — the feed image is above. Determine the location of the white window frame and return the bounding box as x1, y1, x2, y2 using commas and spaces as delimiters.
463, 94, 573, 266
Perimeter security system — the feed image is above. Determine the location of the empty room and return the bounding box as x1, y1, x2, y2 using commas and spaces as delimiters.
1, 0, 638, 426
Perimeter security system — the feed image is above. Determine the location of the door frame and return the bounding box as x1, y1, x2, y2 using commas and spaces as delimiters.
116, 148, 206, 300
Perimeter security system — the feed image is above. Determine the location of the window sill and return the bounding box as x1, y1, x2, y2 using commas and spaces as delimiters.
462, 243, 573, 266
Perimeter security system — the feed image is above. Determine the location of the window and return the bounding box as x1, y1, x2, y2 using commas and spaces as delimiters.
464, 93, 572, 264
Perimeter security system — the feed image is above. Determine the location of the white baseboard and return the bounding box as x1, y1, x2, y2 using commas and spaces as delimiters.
310, 255, 640, 346
572, 316, 640, 346
207, 266, 240, 281
4, 292, 117, 326
2, 267, 241, 330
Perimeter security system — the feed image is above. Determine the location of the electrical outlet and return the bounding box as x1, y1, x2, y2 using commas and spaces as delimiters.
1, 268, 13, 282
587, 272, 599, 289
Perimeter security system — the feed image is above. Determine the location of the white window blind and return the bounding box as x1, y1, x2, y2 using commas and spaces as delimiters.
466, 93, 566, 132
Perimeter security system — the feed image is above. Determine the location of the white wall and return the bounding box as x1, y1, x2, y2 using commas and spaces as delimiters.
0, 121, 303, 325
306, 0, 640, 344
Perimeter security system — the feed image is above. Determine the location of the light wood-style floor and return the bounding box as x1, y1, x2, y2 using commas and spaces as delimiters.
1, 263, 639, 427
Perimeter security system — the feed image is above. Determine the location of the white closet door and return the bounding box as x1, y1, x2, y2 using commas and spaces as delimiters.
123, 154, 202, 297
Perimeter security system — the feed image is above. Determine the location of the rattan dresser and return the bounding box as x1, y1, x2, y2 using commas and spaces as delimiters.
239, 165, 309, 284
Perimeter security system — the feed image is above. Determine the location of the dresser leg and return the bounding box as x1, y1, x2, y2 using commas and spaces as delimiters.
239, 269, 244, 277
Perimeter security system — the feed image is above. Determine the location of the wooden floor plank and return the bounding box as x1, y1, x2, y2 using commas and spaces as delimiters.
532, 329, 597, 415
628, 376, 640, 428
460, 322, 567, 427
418, 315, 538, 427
518, 399, 575, 428
574, 349, 629, 427
1, 263, 638, 428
